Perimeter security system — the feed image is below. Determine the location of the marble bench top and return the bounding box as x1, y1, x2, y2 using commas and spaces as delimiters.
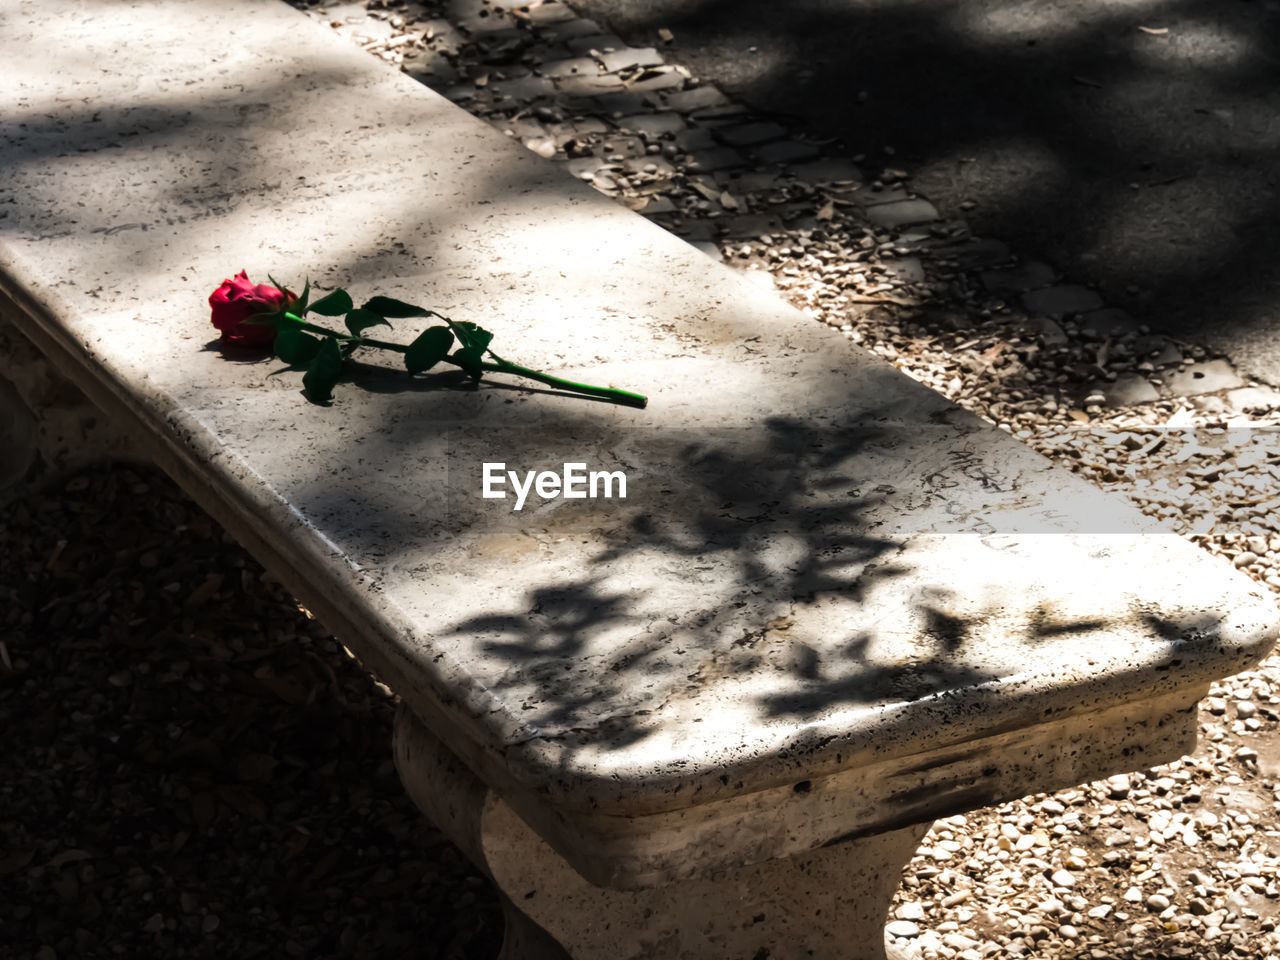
3, 0, 1277, 885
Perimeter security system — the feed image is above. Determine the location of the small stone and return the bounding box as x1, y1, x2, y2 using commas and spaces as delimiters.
895, 902, 927, 921
1106, 774, 1131, 799
1233, 552, 1258, 569
1146, 893, 1171, 911
886, 920, 920, 938
1124, 886, 1144, 902
1058, 924, 1079, 939
1050, 869, 1076, 888
108, 670, 132, 688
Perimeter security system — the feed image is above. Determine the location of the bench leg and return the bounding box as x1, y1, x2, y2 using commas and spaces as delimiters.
394, 705, 930, 960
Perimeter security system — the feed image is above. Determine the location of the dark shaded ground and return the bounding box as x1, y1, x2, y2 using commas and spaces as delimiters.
564, 0, 1280, 383
0, 464, 502, 960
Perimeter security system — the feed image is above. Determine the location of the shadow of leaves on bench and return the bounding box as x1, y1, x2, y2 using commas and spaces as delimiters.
434, 402, 1239, 776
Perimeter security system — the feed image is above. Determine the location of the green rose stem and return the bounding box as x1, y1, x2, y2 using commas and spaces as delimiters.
283, 313, 648, 410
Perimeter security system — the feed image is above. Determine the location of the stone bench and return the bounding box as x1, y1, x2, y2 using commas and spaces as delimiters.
2, 2, 1277, 957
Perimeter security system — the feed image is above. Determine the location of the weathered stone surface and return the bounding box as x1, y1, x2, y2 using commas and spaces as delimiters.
1, 0, 1275, 899
662, 84, 729, 112
1020, 285, 1105, 317
1101, 374, 1160, 407
614, 111, 684, 138
981, 261, 1056, 294
789, 157, 864, 184
1165, 359, 1245, 396
864, 199, 940, 227
595, 46, 663, 73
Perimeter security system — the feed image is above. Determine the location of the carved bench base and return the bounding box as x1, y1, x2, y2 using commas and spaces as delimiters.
393, 704, 930, 960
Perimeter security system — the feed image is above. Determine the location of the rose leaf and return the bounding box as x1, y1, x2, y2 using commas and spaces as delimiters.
450, 345, 486, 380
362, 295, 432, 319
274, 326, 323, 366
345, 307, 391, 338
404, 326, 455, 374
450, 320, 494, 354
308, 289, 354, 317
302, 336, 344, 404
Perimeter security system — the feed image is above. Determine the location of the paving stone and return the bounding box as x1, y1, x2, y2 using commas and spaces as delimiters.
689, 103, 747, 120
614, 112, 686, 139
1150, 342, 1183, 366
1165, 359, 1245, 397
471, 27, 525, 51
788, 157, 864, 184
1030, 317, 1069, 347
685, 146, 744, 173
522, 0, 577, 24
675, 127, 716, 152
880, 258, 926, 283
1077, 307, 1141, 339
713, 122, 788, 148
566, 33, 625, 56
623, 68, 687, 94
571, 90, 646, 116
1020, 285, 1105, 317
937, 237, 1012, 269
662, 85, 729, 112
539, 56, 601, 78
597, 47, 664, 73
720, 171, 782, 193
488, 75, 556, 101
538, 17, 604, 40
1227, 386, 1280, 413
444, 82, 479, 102
571, 117, 608, 135
751, 140, 820, 165
446, 0, 489, 20
1099, 374, 1160, 407
458, 12, 515, 35
980, 261, 1056, 295
864, 199, 940, 228
555, 73, 626, 96
857, 185, 912, 207
718, 214, 785, 239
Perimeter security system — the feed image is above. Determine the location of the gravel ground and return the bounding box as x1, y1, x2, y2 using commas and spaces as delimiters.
8, 0, 1280, 957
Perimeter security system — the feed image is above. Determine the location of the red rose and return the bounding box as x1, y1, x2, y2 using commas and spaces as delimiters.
209, 270, 295, 347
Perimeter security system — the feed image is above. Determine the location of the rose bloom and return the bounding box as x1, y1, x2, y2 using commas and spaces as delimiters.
209, 271, 294, 347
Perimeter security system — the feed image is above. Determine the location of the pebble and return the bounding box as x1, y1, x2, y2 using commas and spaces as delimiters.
886, 920, 921, 938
